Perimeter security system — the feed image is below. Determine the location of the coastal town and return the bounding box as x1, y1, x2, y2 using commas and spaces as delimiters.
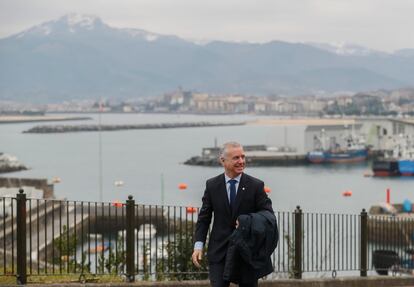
2, 2, 414, 285
1, 87, 414, 116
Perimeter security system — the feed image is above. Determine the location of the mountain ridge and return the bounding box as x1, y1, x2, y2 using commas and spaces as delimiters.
1, 14, 413, 102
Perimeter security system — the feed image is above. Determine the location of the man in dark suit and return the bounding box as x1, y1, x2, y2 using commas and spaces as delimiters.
192, 142, 273, 287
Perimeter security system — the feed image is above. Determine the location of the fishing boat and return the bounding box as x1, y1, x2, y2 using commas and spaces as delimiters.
307, 130, 368, 164
397, 138, 414, 176
398, 160, 414, 176
372, 159, 399, 177
307, 149, 368, 164
372, 135, 414, 177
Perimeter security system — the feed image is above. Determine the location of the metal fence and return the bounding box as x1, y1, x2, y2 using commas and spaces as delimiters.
1, 189, 413, 284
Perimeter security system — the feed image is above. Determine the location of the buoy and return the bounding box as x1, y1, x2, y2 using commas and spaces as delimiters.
112, 200, 123, 207
90, 244, 109, 253
186, 207, 197, 213
264, 186, 271, 193
178, 183, 188, 190
342, 190, 352, 197
386, 188, 391, 204
363, 171, 372, 177
114, 180, 124, 187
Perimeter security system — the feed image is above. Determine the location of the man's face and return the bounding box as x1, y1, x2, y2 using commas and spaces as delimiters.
221, 146, 246, 178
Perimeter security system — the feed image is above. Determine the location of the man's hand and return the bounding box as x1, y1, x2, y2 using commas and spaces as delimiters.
192, 249, 203, 268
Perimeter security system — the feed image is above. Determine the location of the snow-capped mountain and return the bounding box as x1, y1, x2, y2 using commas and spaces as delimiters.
306, 42, 388, 56
0, 14, 413, 102
12, 13, 179, 43
15, 13, 105, 38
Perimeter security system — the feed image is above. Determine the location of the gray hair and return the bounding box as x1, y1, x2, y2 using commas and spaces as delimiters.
219, 142, 243, 159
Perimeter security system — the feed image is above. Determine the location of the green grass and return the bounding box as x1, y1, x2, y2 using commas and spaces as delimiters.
0, 273, 123, 284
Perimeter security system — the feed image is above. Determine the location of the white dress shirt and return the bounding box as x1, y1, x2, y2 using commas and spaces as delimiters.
194, 173, 242, 250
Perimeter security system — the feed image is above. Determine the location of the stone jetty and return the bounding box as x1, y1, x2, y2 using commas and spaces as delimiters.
185, 145, 308, 166
23, 122, 245, 133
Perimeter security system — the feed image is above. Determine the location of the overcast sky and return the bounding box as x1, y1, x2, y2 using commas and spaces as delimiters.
0, 0, 412, 52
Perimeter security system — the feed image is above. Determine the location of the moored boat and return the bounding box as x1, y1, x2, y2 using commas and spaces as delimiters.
372, 135, 414, 177
307, 148, 368, 164
372, 159, 399, 177
398, 160, 414, 176
307, 129, 368, 164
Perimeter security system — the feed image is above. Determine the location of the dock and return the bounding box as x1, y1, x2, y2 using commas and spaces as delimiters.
185, 144, 307, 166
185, 152, 307, 166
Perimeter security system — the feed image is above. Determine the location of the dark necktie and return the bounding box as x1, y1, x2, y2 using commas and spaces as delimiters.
229, 179, 237, 208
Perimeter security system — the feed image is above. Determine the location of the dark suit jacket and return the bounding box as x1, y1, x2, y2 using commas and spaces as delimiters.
223, 210, 278, 283
195, 172, 273, 263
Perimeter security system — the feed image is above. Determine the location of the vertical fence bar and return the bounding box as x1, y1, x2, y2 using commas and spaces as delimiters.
59, 200, 63, 274
11, 199, 15, 274
16, 189, 27, 285
360, 209, 368, 277
294, 206, 302, 279
36, 199, 40, 274
51, 201, 55, 274
28, 199, 32, 275
3, 198, 6, 274
126, 195, 135, 282
80, 202, 84, 274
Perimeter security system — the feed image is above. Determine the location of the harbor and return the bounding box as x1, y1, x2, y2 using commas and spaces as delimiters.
1, 3, 414, 283
3, 114, 414, 283
184, 118, 396, 166
3, 113, 414, 213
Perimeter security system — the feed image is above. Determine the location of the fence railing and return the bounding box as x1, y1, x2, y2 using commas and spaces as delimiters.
1, 189, 413, 284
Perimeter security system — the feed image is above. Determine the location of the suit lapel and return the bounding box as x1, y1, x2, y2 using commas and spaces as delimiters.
233, 173, 247, 216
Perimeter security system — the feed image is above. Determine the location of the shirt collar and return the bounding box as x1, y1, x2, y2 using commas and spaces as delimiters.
225, 173, 242, 184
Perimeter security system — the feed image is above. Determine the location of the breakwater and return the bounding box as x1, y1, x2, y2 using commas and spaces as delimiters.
23, 122, 245, 133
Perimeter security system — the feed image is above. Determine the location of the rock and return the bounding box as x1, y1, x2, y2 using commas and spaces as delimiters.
0, 153, 27, 173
